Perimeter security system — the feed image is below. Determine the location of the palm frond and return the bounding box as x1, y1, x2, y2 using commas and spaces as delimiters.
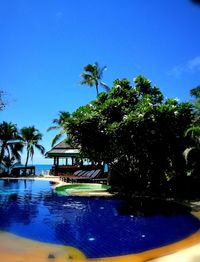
81, 80, 95, 87
100, 81, 110, 92
33, 133, 43, 141
185, 126, 200, 139
84, 64, 96, 73
98, 65, 107, 79
51, 133, 64, 147
35, 144, 45, 155
2, 155, 17, 169
47, 126, 61, 131
9, 142, 23, 162
52, 118, 60, 124
58, 111, 70, 121
183, 147, 195, 164
190, 86, 200, 99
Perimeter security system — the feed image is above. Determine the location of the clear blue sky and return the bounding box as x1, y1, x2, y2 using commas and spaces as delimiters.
1, 0, 200, 164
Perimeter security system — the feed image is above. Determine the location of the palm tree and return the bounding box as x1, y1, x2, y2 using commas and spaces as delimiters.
80, 62, 109, 96
184, 86, 200, 176
20, 126, 45, 171
47, 111, 70, 147
2, 155, 19, 175
0, 121, 22, 164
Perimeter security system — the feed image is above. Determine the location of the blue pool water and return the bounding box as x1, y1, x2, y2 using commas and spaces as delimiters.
0, 179, 199, 258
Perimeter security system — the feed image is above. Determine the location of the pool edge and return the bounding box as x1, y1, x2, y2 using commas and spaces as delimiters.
89, 211, 200, 262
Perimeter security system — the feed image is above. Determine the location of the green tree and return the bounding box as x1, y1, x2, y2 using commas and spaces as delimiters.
47, 111, 71, 147
66, 76, 193, 195
20, 126, 45, 171
184, 86, 200, 178
0, 121, 22, 164
80, 62, 109, 96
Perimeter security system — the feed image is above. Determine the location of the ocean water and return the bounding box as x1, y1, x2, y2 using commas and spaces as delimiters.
34, 164, 52, 175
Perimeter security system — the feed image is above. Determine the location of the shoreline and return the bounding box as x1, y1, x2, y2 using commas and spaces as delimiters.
0, 177, 200, 261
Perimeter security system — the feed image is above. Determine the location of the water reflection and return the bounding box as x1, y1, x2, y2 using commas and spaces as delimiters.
0, 180, 39, 229
118, 197, 191, 216
0, 180, 199, 258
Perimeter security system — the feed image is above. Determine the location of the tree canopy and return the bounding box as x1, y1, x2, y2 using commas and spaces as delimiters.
65, 75, 194, 194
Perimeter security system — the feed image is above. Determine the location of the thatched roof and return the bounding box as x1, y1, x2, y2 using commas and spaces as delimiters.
45, 141, 80, 158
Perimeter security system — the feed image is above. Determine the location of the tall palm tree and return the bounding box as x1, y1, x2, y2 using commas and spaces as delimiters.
20, 126, 45, 171
47, 111, 70, 147
0, 121, 22, 164
80, 62, 109, 96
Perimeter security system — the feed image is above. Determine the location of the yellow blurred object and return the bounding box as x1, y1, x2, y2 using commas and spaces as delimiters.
0, 231, 86, 262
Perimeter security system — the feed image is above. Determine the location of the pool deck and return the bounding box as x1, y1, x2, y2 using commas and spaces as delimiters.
1, 176, 200, 262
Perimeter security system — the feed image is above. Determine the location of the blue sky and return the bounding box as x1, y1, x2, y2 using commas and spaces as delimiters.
1, 0, 200, 164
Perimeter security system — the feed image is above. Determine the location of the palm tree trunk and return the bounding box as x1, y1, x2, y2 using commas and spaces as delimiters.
96, 83, 99, 96
24, 149, 30, 175
0, 142, 6, 164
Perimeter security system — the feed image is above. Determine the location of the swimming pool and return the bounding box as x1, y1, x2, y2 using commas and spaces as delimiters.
0, 179, 199, 259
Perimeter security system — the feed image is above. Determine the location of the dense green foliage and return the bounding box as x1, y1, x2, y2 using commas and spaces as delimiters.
0, 122, 45, 175
0, 121, 23, 166
1, 72, 199, 196
66, 76, 196, 195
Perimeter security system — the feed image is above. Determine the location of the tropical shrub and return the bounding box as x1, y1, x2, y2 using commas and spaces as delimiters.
64, 76, 194, 195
